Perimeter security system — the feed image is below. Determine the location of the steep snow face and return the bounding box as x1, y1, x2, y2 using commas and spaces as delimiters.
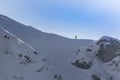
96, 36, 120, 63
0, 14, 95, 80
0, 27, 61, 80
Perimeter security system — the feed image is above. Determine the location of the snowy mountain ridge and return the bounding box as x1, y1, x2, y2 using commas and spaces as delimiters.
0, 14, 120, 80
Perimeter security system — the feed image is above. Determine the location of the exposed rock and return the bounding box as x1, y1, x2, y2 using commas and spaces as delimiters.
91, 74, 100, 80
96, 36, 120, 62
71, 60, 92, 69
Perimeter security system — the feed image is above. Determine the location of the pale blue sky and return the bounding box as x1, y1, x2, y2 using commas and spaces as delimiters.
0, 0, 120, 39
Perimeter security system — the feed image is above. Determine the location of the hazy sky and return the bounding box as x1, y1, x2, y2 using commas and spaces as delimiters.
0, 0, 120, 39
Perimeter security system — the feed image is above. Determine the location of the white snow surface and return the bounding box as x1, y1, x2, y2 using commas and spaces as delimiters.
0, 27, 59, 80
0, 14, 120, 80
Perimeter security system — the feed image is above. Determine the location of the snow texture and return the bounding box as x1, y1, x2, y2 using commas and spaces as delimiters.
0, 14, 120, 80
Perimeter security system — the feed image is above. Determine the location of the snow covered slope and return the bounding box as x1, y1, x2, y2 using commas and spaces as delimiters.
0, 27, 62, 80
0, 14, 94, 80
1, 14, 120, 80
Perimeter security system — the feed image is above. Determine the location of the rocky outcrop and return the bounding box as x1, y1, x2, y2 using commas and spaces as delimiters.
96, 36, 120, 63
71, 59, 92, 69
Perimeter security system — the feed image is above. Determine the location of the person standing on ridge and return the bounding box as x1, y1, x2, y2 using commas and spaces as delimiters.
75, 35, 77, 39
